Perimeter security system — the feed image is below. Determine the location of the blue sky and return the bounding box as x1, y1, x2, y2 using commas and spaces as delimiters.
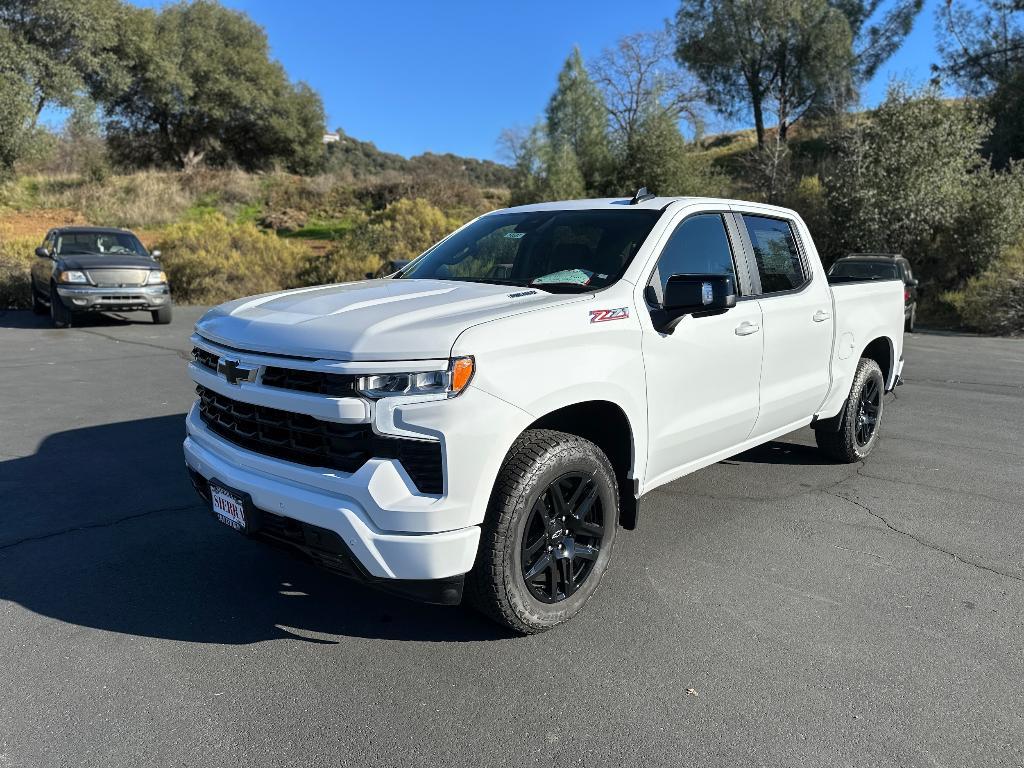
124, 0, 954, 161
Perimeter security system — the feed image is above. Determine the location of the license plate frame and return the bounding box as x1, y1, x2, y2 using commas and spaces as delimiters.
210, 482, 247, 532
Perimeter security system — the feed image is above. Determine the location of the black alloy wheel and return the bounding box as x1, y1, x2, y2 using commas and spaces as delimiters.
854, 375, 882, 448
520, 472, 605, 603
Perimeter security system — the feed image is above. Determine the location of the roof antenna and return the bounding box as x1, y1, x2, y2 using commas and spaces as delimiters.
629, 187, 656, 205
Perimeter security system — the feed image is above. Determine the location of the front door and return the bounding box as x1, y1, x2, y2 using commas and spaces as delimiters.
641, 212, 764, 489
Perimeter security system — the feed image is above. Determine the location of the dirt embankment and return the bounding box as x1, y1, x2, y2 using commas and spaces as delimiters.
0, 209, 87, 240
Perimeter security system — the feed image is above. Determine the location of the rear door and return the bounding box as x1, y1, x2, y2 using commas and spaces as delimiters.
734, 212, 833, 438
640, 209, 764, 487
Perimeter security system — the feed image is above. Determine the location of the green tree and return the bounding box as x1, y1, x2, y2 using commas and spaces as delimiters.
938, 0, 1024, 166
98, 1, 325, 172
545, 48, 611, 194
0, 0, 126, 124
675, 0, 921, 146
617, 100, 725, 197
823, 85, 1024, 289
0, 0, 126, 172
0, 64, 34, 176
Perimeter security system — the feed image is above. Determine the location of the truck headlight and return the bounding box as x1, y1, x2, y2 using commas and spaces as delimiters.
146, 269, 168, 285
58, 270, 88, 284
358, 356, 474, 399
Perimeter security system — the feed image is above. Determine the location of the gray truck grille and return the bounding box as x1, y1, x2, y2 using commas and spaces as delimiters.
195, 385, 443, 494
87, 268, 148, 287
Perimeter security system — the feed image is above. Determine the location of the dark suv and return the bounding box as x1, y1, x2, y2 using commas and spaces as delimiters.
30, 227, 172, 328
828, 253, 918, 332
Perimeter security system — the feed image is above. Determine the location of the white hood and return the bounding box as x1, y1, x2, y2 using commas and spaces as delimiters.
194, 279, 572, 361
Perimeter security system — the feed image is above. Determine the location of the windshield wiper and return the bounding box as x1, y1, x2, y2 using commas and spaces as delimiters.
528, 282, 594, 294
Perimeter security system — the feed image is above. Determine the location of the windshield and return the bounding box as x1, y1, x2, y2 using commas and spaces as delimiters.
396, 209, 662, 292
829, 261, 899, 279
55, 232, 147, 257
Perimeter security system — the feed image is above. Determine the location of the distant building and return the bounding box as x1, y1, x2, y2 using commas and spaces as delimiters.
322, 132, 341, 144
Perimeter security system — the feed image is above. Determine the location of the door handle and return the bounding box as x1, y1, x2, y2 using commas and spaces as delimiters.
812, 310, 831, 322
734, 321, 760, 336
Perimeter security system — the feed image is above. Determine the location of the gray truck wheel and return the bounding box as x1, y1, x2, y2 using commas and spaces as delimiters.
815, 357, 884, 463
466, 429, 618, 634
31, 286, 47, 315
152, 305, 173, 324
49, 286, 72, 328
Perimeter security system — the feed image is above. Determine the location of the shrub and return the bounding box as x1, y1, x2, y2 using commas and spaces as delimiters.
944, 244, 1024, 335
154, 214, 311, 304
303, 198, 461, 284
0, 234, 38, 309
260, 208, 309, 232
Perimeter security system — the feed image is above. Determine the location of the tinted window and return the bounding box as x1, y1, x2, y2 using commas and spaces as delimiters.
829, 261, 899, 279
742, 215, 805, 293
399, 209, 660, 292
55, 231, 147, 257
648, 214, 736, 303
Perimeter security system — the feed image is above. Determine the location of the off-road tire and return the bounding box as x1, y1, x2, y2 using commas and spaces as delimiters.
152, 305, 173, 324
49, 286, 72, 328
466, 429, 618, 634
904, 306, 915, 333
815, 357, 885, 463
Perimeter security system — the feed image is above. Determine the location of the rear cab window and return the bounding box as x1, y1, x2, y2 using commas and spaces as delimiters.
741, 215, 806, 294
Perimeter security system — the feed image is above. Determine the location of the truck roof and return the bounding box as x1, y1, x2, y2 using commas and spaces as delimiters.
49, 225, 136, 236
498, 196, 799, 217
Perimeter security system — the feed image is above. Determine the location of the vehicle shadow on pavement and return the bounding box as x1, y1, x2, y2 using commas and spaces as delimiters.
0, 308, 154, 329
723, 439, 834, 466
0, 415, 510, 644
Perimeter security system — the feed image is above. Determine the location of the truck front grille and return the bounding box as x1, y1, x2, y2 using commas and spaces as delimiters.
195, 385, 443, 494
190, 346, 358, 397
87, 268, 148, 287
192, 346, 219, 371
261, 366, 358, 396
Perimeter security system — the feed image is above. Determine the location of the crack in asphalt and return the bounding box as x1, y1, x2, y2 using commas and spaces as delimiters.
824, 487, 1023, 583
0, 502, 201, 553
0, 351, 181, 369
909, 376, 1024, 392
74, 327, 192, 362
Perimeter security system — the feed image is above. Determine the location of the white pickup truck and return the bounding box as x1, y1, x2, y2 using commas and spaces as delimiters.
183, 194, 905, 633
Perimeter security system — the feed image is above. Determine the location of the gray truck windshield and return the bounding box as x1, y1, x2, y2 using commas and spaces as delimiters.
56, 232, 147, 257
396, 209, 662, 292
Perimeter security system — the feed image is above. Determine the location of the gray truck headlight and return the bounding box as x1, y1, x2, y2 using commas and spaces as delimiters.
58, 270, 88, 284
358, 356, 474, 399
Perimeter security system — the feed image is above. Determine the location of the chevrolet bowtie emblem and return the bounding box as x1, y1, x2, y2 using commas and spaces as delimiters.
217, 358, 257, 385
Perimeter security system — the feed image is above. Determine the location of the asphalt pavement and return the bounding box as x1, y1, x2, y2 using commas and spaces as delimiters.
0, 307, 1021, 768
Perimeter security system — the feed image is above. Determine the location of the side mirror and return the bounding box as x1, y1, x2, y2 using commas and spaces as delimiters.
909, 278, 919, 287
650, 274, 737, 333
35, 247, 50, 259
150, 250, 161, 260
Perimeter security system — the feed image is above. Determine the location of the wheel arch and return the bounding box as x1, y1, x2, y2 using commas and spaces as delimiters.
860, 335, 895, 390
523, 400, 639, 530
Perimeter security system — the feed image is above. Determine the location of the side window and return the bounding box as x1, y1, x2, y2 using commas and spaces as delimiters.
742, 215, 805, 294
649, 214, 737, 304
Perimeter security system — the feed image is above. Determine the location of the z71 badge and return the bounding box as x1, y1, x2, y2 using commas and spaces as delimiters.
589, 307, 629, 323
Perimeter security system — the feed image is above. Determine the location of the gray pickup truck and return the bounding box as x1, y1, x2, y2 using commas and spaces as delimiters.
30, 226, 172, 327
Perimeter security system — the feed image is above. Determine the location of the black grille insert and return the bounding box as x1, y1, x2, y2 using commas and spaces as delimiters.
196, 385, 443, 494
192, 346, 219, 371
261, 366, 358, 397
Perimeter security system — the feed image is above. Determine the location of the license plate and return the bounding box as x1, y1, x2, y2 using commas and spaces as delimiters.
210, 484, 246, 531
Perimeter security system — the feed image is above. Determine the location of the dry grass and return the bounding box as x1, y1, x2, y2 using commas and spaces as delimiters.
0, 230, 39, 309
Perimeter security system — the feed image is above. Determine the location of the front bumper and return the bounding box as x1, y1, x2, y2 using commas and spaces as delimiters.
185, 466, 466, 604
55, 283, 170, 312
183, 406, 482, 582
